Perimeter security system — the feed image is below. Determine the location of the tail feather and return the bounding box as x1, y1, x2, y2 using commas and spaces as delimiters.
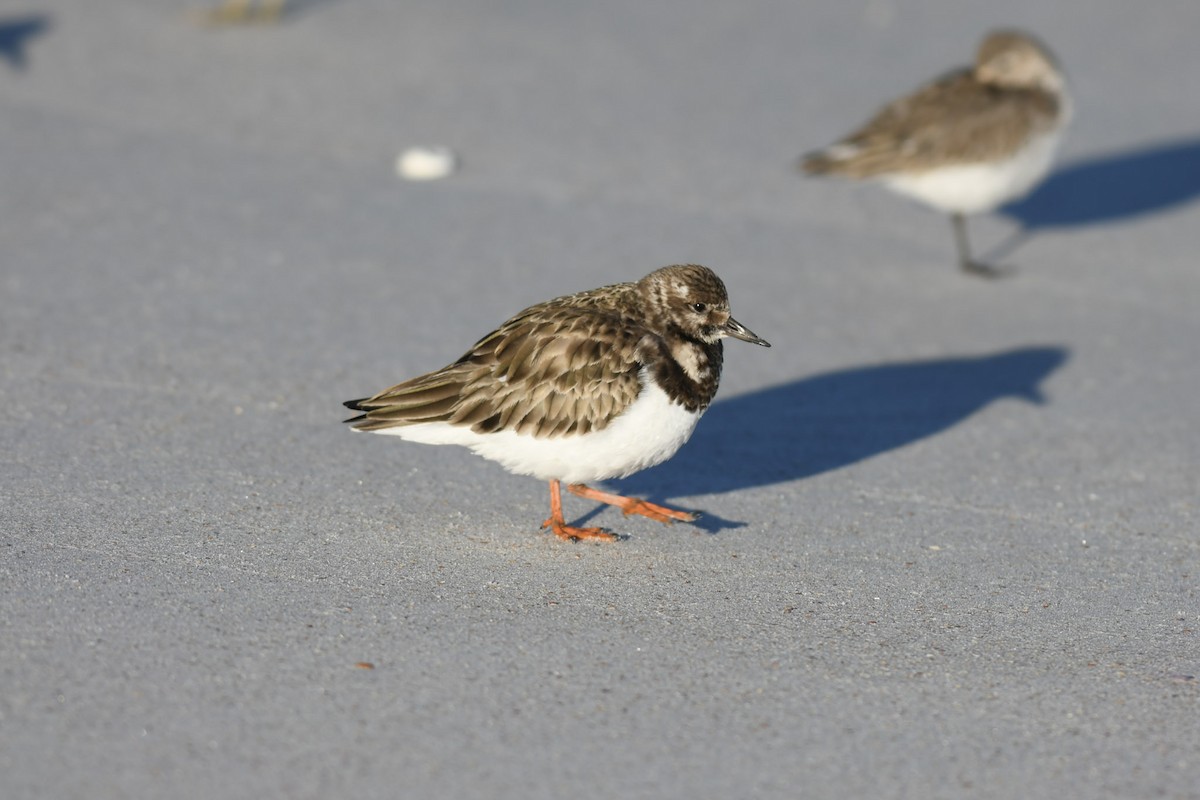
799, 142, 861, 175
342, 397, 369, 426
343, 371, 468, 430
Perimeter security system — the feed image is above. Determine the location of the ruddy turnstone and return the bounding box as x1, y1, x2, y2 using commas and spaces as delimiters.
801, 29, 1070, 277
344, 264, 770, 542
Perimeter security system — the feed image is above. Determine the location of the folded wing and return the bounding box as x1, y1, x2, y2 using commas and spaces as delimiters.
345, 306, 647, 439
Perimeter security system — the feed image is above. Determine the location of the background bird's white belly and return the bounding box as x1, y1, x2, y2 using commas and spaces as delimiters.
881, 129, 1063, 214
369, 380, 702, 485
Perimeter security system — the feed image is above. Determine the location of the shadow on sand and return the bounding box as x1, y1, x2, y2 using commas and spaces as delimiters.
987, 137, 1200, 261
0, 14, 50, 71
1003, 136, 1200, 230
604, 346, 1068, 533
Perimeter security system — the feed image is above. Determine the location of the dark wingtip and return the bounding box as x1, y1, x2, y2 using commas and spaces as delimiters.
798, 151, 831, 174
343, 397, 368, 425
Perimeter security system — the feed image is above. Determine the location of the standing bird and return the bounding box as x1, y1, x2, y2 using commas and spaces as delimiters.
801, 30, 1070, 277
343, 264, 770, 542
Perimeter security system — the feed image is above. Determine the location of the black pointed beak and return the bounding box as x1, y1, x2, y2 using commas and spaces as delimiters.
724, 316, 770, 347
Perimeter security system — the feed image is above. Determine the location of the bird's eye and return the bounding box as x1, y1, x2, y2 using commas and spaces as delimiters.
691, 302, 707, 313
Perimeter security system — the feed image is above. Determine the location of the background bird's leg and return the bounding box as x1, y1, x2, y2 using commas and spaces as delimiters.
567, 483, 698, 525
951, 213, 974, 270
951, 213, 1006, 278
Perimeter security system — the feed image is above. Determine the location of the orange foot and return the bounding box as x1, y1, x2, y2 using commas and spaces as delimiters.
542, 480, 618, 542
540, 517, 618, 542
567, 483, 699, 525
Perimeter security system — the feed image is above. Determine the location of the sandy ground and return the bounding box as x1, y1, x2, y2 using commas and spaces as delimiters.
2, 2, 1198, 798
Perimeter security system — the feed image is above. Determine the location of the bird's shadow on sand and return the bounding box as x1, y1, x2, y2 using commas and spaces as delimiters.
594, 346, 1068, 534
989, 137, 1200, 261
0, 14, 50, 71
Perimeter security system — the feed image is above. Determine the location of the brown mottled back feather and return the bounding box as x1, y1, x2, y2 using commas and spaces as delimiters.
802, 70, 1060, 177
801, 29, 1065, 178
345, 283, 650, 439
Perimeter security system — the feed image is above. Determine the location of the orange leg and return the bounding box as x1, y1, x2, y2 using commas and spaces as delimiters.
567, 483, 699, 525
541, 480, 618, 542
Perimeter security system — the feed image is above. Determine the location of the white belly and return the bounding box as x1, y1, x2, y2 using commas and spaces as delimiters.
882, 128, 1064, 214
366, 377, 703, 485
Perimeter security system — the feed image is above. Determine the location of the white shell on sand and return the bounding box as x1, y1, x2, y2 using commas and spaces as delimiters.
395, 146, 458, 180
